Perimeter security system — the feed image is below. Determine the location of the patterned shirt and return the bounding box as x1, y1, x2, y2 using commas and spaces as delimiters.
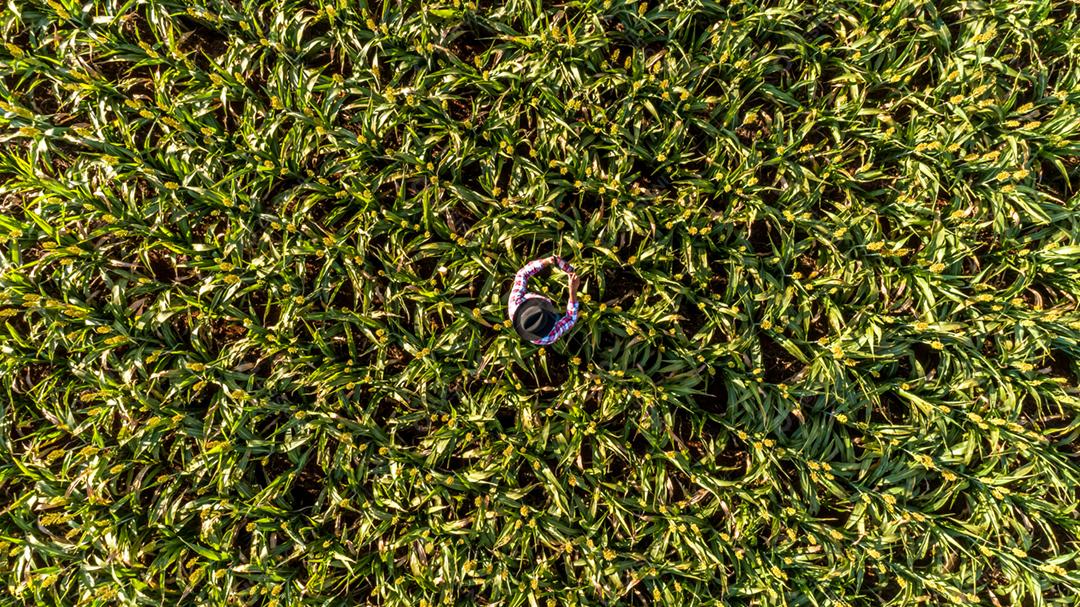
508, 256, 580, 345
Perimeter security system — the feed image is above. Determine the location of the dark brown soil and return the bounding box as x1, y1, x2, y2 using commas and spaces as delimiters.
603, 266, 643, 307
677, 298, 707, 337
290, 460, 326, 511
759, 333, 799, 383
177, 16, 230, 70
746, 218, 776, 255
874, 391, 908, 424
910, 341, 940, 374
146, 249, 181, 283
713, 446, 746, 480
697, 374, 727, 415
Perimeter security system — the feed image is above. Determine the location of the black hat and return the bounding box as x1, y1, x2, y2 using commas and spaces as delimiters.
513, 298, 559, 341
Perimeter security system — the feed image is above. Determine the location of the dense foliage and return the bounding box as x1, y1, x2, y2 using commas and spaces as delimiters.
2, 0, 1079, 605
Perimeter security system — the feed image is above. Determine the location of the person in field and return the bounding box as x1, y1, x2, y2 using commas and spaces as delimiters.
508, 255, 580, 345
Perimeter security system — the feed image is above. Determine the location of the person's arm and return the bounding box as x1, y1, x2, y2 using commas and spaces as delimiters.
534, 272, 580, 345
567, 270, 579, 307
510, 257, 556, 307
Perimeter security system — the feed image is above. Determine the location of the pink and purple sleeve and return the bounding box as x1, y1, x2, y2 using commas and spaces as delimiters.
534, 300, 581, 345
510, 258, 547, 309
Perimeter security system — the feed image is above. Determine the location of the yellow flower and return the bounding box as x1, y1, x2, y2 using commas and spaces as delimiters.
914, 453, 935, 468
929, 262, 945, 273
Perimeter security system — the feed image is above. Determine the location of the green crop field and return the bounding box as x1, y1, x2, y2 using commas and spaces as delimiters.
2, 0, 1080, 605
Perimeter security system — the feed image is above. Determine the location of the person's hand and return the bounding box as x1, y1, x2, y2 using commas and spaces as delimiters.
568, 272, 580, 293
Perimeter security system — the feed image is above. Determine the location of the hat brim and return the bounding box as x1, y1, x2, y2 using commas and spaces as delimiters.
513, 298, 558, 340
